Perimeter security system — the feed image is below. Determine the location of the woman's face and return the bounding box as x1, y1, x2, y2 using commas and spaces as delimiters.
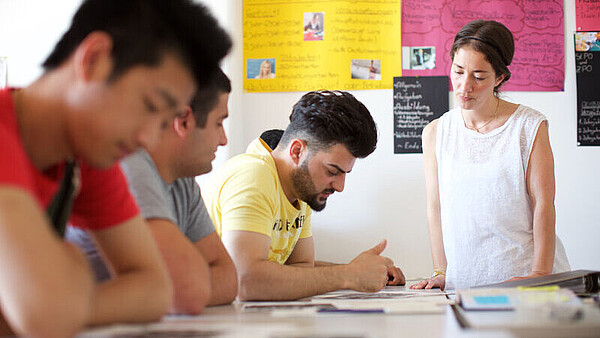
261, 62, 271, 74
450, 46, 504, 111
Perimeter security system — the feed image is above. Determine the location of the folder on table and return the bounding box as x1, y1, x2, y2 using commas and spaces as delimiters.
473, 270, 600, 295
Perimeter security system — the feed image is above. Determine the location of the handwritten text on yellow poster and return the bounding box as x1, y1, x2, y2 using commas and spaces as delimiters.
243, 0, 401, 92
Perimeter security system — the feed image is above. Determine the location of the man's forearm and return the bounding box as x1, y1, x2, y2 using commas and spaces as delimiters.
0, 191, 95, 337
207, 262, 238, 306
90, 268, 172, 325
238, 261, 349, 301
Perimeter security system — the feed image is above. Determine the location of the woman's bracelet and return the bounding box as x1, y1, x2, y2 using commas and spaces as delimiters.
431, 270, 446, 278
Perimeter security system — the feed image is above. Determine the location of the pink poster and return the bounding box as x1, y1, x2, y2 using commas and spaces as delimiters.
576, 0, 600, 31
402, 0, 564, 92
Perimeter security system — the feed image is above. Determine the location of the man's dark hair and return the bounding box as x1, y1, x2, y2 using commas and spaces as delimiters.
278, 90, 377, 158
189, 68, 231, 128
260, 129, 285, 151
42, 0, 232, 87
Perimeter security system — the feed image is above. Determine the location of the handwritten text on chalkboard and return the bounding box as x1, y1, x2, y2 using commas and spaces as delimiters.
576, 46, 600, 146
393, 76, 448, 153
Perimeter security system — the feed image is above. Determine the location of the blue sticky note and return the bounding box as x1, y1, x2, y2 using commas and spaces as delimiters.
473, 295, 510, 305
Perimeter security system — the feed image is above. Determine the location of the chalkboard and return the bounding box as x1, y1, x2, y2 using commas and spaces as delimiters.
575, 42, 600, 146
393, 76, 448, 153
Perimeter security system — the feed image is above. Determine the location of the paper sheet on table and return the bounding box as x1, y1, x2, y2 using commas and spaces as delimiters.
242, 301, 334, 311
310, 287, 452, 300
331, 298, 452, 314
269, 298, 452, 317
79, 321, 301, 338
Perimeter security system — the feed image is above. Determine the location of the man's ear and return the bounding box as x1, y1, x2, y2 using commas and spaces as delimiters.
173, 106, 193, 137
73, 31, 113, 83
288, 139, 307, 166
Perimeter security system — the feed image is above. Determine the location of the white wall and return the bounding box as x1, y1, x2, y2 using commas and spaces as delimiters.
1, 0, 598, 278
211, 0, 600, 278
0, 0, 81, 85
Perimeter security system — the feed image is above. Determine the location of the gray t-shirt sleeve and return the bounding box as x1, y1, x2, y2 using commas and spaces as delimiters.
120, 150, 177, 224
65, 226, 112, 282
66, 151, 214, 283
122, 150, 214, 242
172, 177, 215, 243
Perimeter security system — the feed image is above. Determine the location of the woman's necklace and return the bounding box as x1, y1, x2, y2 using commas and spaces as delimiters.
462, 98, 500, 133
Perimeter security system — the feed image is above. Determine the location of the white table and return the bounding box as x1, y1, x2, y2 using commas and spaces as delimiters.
80, 286, 600, 338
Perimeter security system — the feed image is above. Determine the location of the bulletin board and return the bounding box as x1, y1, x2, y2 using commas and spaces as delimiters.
576, 0, 600, 31
243, 0, 402, 93
401, 0, 565, 92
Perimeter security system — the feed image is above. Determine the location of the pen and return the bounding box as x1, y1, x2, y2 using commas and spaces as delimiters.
317, 308, 385, 314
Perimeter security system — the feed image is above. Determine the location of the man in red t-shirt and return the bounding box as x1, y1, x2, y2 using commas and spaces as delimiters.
0, 0, 231, 337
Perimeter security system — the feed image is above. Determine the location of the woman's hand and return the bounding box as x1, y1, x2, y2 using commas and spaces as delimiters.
504, 271, 550, 282
409, 275, 445, 290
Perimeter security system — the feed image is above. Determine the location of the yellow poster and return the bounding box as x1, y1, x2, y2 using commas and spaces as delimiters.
243, 0, 401, 92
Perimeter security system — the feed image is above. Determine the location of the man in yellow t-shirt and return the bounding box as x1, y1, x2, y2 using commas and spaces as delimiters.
204, 90, 405, 301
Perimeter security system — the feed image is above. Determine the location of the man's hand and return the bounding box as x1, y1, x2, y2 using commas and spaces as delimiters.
386, 264, 406, 286
345, 240, 394, 292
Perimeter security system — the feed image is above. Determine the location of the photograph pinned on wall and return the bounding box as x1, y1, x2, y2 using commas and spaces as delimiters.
247, 58, 276, 79
401, 46, 436, 70
351, 59, 381, 80
575, 31, 600, 52
303, 12, 324, 41
0, 57, 7, 89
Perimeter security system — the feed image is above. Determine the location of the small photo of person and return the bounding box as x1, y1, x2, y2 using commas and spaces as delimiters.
247, 58, 276, 79
303, 12, 324, 41
575, 32, 600, 52
351, 59, 381, 80
410, 47, 435, 70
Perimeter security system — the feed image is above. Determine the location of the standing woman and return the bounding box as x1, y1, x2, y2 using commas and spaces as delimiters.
412, 20, 569, 290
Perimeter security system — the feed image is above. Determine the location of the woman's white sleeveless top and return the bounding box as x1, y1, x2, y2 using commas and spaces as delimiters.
436, 105, 570, 290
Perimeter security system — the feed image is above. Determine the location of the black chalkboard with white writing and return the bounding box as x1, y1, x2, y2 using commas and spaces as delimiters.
393, 76, 448, 153
576, 48, 600, 146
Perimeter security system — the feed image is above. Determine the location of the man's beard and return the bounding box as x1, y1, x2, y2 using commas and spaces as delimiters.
290, 161, 334, 212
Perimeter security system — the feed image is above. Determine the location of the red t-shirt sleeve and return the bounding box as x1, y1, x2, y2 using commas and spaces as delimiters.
70, 163, 139, 230
0, 129, 36, 193
0, 89, 36, 194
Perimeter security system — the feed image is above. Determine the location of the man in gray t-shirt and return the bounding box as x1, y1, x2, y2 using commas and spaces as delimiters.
67, 69, 237, 314
121, 150, 215, 244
